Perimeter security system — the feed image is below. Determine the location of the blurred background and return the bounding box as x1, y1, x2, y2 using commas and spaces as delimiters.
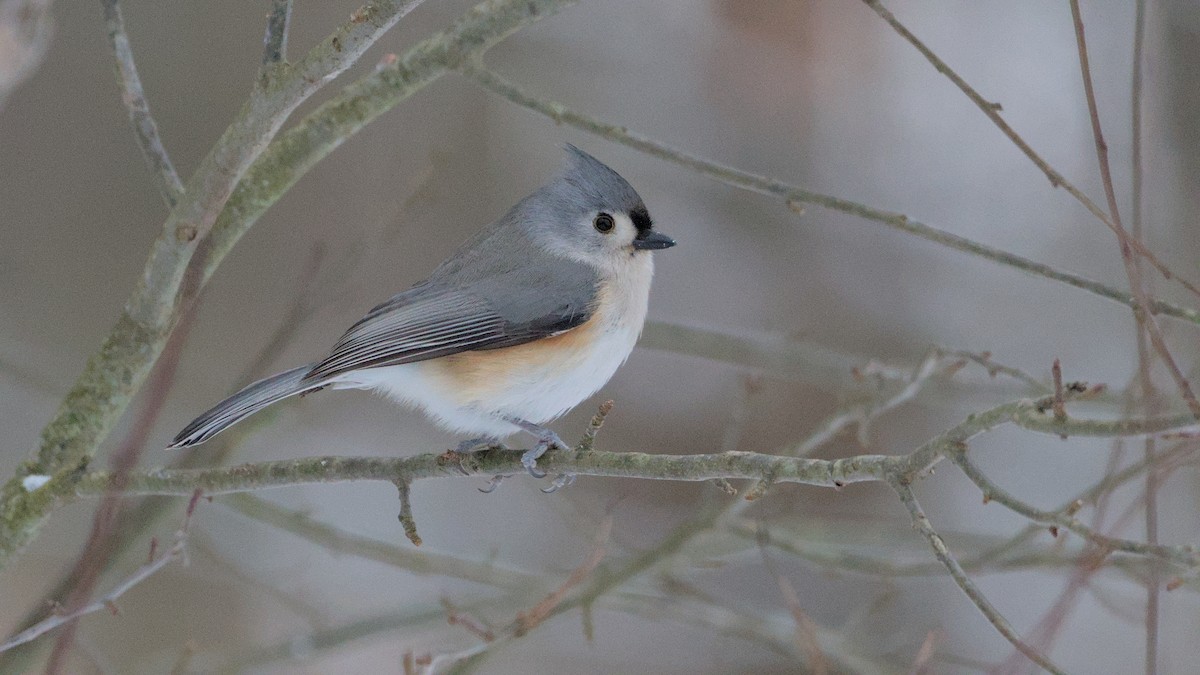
2, 0, 1199, 672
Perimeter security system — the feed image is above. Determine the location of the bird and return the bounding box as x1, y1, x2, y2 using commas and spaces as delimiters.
169, 145, 675, 486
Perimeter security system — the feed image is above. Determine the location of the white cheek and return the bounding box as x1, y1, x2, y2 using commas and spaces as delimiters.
611, 212, 638, 249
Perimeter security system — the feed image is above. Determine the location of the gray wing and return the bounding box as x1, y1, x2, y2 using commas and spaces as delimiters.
302, 256, 598, 384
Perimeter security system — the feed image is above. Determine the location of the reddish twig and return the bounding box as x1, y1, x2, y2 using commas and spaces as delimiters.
1051, 359, 1067, 423
859, 0, 1200, 300
515, 516, 612, 636
0, 497, 200, 655
441, 599, 495, 643
1128, 0, 1161, 669
43, 305, 196, 673
757, 526, 830, 675
1067, 0, 1200, 421
909, 630, 939, 675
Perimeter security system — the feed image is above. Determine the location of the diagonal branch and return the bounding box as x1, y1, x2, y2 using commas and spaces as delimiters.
1067, 0, 1200, 421
0, 0, 54, 112
946, 447, 1192, 571
43, 302, 195, 673
0, 0, 569, 573
0, 492, 201, 655
100, 0, 183, 207
890, 481, 1065, 675
458, 63, 1200, 328
200, 0, 579, 287
859, 0, 1200, 420
859, 0, 1200, 300
0, 537, 185, 654
431, 516, 612, 672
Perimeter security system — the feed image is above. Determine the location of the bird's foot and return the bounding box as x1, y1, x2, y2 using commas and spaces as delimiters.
505, 418, 568, 480
540, 472, 577, 494
478, 473, 513, 494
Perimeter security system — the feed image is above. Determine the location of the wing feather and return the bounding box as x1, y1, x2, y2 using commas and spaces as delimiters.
302, 273, 596, 384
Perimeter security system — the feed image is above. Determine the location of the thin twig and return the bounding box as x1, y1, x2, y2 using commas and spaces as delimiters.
859, 0, 1200, 300
0, 0, 54, 112
0, 541, 183, 653
220, 492, 538, 589
776, 350, 943, 469
1051, 359, 1067, 423
890, 481, 1065, 674
43, 301, 196, 673
909, 630, 939, 675
99, 0, 182, 207
947, 447, 1193, 569
757, 526, 830, 675
0, 0, 565, 573
0, 499, 199, 654
261, 0, 293, 68
579, 400, 614, 452
396, 479, 421, 546
1067, 0, 1200, 420
459, 63, 1200, 328
515, 516, 611, 635
432, 517, 612, 673
441, 599, 495, 643
44, 397, 1200, 572
935, 348, 1050, 394
1129, 1, 1160, 670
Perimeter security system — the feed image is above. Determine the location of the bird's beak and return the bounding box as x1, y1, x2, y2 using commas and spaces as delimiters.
632, 230, 676, 251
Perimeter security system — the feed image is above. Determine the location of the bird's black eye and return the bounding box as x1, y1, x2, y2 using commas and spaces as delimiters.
593, 212, 615, 233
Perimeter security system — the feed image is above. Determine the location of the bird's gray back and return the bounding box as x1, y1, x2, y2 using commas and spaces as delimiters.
426, 205, 599, 326
302, 213, 599, 382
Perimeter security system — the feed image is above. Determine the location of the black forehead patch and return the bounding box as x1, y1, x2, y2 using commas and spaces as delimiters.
630, 207, 653, 232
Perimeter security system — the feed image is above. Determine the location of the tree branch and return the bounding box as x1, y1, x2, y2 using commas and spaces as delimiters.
890, 481, 1065, 675
200, 0, 579, 287
0, 536, 185, 654
221, 493, 539, 589
859, 0, 1200, 301
458, 63, 1200, 328
260, 0, 293, 70
0, 0, 53, 112
0, 492, 200, 655
0, 0, 571, 572
26, 397, 1198, 574
1068, 0, 1200, 419
946, 448, 1195, 569
100, 0, 183, 207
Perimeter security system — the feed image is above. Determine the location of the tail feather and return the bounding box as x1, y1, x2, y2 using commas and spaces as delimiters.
168, 365, 320, 448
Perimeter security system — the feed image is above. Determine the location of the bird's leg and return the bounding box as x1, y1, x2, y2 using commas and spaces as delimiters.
504, 417, 568, 479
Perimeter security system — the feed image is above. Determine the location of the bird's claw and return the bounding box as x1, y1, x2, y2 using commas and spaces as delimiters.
540, 473, 577, 494
478, 474, 510, 494
522, 445, 549, 479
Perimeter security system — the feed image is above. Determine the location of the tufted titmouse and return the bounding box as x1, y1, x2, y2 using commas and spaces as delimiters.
169, 145, 674, 480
